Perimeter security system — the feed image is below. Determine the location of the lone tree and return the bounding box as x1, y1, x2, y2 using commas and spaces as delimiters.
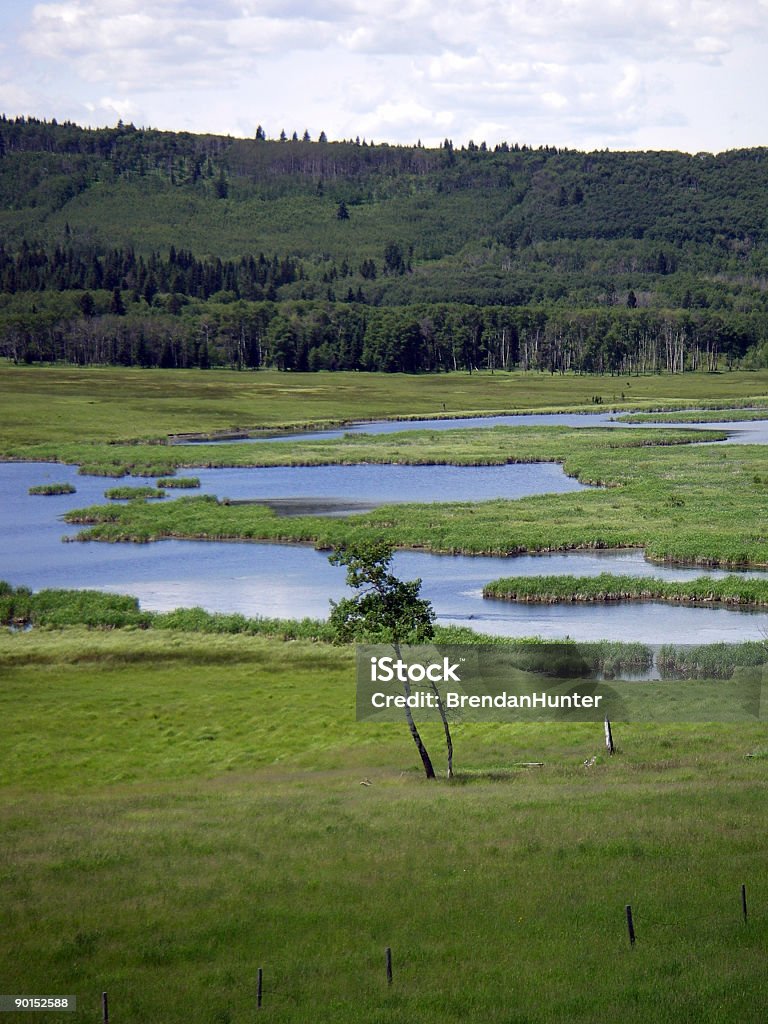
328, 541, 454, 779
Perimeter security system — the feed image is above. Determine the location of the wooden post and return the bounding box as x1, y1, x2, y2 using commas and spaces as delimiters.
385, 946, 393, 986
257, 967, 263, 1009
101, 992, 109, 1024
625, 904, 635, 946
741, 884, 748, 923
604, 717, 615, 755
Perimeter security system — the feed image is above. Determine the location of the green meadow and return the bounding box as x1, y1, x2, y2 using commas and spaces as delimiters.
2, 364, 768, 1022
2, 363, 768, 447
1, 630, 767, 1024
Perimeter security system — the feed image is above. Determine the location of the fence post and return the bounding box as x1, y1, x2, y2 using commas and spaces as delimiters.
385, 947, 393, 986
604, 718, 615, 755
101, 992, 109, 1024
741, 884, 748, 923
257, 967, 263, 1009
625, 904, 635, 946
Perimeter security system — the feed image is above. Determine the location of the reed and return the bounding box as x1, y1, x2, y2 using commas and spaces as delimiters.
483, 573, 768, 607
27, 482, 76, 495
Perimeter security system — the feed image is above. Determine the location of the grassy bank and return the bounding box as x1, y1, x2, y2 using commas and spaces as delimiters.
618, 408, 768, 423
483, 573, 768, 607
1, 627, 767, 1024
0, 582, 712, 676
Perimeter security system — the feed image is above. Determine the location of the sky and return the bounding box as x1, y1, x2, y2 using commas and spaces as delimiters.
1, 0, 767, 153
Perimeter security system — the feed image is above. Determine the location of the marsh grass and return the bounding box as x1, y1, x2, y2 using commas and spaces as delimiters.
657, 641, 768, 678
618, 409, 768, 423
27, 482, 76, 495
104, 485, 165, 500
483, 573, 768, 606
156, 476, 200, 488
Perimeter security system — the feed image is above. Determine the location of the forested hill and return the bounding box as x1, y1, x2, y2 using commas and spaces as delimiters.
2, 114, 768, 372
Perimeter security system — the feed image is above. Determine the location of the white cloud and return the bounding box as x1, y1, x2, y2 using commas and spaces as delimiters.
6, 0, 768, 150
541, 91, 568, 111
84, 94, 140, 121
360, 98, 449, 131
0, 79, 39, 112
613, 64, 642, 102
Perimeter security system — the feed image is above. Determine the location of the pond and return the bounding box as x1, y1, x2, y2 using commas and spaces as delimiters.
182, 461, 589, 515
3, 461, 768, 643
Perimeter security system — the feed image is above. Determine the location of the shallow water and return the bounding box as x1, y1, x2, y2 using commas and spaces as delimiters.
2, 462, 768, 642
187, 461, 589, 513
174, 410, 768, 445
175, 411, 619, 443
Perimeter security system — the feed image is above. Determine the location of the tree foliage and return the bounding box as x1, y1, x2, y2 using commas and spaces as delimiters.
328, 541, 440, 779
328, 541, 435, 644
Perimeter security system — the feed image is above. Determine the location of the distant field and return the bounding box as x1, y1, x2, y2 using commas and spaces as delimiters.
1, 628, 767, 1024
3, 363, 768, 446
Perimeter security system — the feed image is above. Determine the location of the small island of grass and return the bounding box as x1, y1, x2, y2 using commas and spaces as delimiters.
157, 476, 201, 488
483, 573, 768, 608
28, 482, 76, 495
104, 485, 166, 501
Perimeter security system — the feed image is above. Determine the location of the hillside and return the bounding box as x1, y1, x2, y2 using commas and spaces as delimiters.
2, 115, 768, 372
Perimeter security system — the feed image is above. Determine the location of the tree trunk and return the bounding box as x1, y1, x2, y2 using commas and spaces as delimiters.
395, 642, 435, 779
403, 700, 434, 778
402, 694, 436, 779
430, 681, 454, 778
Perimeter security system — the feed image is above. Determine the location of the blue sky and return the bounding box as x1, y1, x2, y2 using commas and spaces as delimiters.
1, 0, 767, 152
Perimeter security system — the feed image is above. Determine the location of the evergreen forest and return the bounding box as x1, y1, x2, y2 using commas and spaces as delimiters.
3, 115, 768, 373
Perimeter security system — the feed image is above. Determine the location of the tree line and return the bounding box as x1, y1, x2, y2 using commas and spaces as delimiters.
2, 299, 762, 373
0, 242, 303, 303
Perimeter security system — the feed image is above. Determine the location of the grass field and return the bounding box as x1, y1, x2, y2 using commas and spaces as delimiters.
1, 629, 767, 1024
3, 365, 768, 1022
3, 363, 768, 447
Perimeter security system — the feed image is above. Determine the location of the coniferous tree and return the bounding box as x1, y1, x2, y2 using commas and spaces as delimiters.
109, 287, 126, 315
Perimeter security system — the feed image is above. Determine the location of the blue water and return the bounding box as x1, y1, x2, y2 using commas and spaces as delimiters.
2, 460, 768, 642
187, 461, 588, 513
176, 411, 619, 444
174, 411, 768, 446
